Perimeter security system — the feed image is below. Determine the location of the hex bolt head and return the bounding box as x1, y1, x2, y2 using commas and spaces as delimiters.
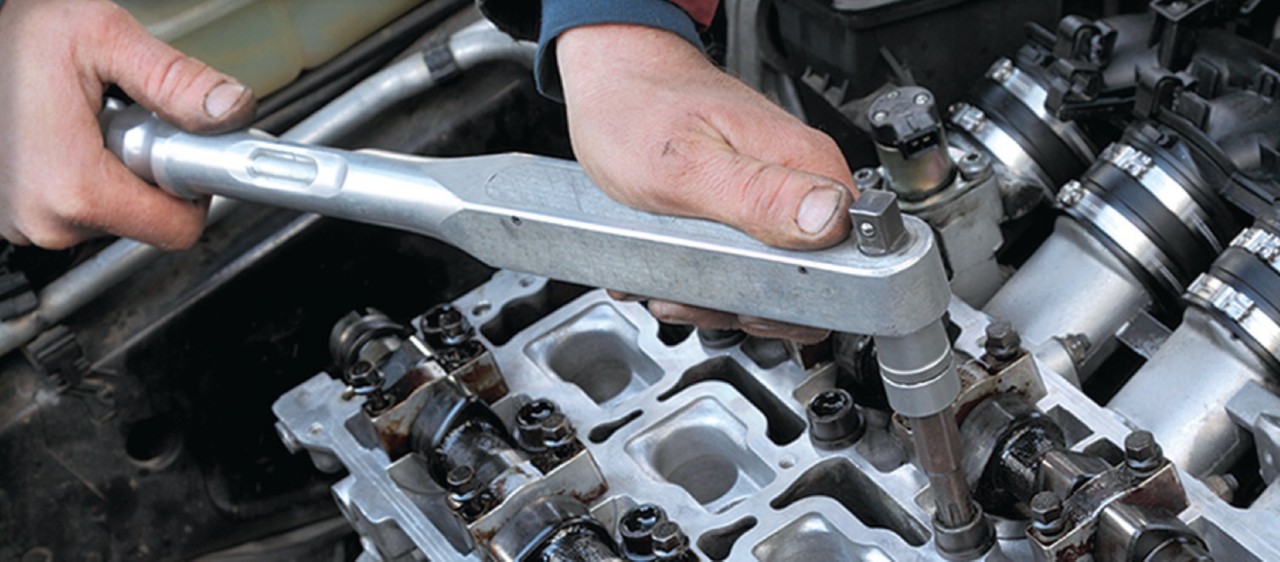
620, 504, 666, 556
853, 167, 884, 192
651, 520, 690, 558
958, 151, 991, 181
1125, 430, 1164, 475
1029, 491, 1065, 538
984, 319, 1022, 361
807, 388, 865, 448
539, 411, 576, 450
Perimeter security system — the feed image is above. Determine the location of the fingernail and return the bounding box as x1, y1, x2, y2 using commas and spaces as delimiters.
796, 186, 844, 234
204, 81, 245, 119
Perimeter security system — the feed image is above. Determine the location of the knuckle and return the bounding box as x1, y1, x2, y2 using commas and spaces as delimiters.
21, 220, 80, 250
45, 190, 95, 225
807, 130, 842, 155
144, 55, 206, 109
741, 165, 793, 222
162, 222, 204, 250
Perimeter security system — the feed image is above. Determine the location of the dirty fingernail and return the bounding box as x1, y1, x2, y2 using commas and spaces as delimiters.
796, 186, 843, 234
204, 81, 246, 119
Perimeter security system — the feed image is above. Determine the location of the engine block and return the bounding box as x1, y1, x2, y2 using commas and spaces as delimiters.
274, 269, 1280, 560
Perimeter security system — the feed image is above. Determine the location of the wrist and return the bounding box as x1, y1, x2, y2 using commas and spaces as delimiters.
557, 24, 707, 88
534, 0, 703, 101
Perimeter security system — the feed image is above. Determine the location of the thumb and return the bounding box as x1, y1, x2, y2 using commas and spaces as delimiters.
92, 4, 255, 133
685, 149, 854, 250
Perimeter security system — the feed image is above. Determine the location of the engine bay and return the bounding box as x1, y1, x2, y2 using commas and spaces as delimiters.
5, 1, 1280, 560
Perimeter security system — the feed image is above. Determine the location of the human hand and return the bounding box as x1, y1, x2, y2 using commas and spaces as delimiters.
0, 0, 255, 250
556, 24, 856, 343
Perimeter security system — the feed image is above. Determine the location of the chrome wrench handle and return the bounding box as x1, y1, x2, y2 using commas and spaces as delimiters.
107, 107, 984, 554
106, 105, 949, 339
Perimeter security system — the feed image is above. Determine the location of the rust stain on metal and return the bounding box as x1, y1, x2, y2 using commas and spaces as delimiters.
451, 352, 509, 403
570, 480, 610, 504
1055, 539, 1092, 562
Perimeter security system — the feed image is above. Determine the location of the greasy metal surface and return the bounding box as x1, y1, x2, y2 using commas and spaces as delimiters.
276, 270, 1280, 560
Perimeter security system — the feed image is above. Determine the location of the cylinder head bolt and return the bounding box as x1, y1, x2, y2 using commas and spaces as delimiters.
867, 86, 955, 199
619, 504, 667, 559
806, 388, 866, 448
1029, 491, 1066, 540
515, 398, 577, 458
1124, 430, 1164, 476
983, 319, 1023, 363
651, 520, 693, 561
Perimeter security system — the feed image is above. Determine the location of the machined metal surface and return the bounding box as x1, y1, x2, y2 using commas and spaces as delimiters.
1059, 184, 1185, 300
1108, 309, 1272, 476
985, 218, 1152, 382
276, 274, 1280, 560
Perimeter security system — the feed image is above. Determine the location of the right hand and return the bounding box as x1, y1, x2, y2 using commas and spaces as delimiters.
0, 0, 256, 250
556, 24, 857, 343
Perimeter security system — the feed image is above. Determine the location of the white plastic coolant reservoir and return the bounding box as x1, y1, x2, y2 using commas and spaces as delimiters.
116, 0, 423, 96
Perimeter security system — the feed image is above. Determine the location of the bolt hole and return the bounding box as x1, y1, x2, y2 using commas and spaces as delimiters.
125, 415, 182, 469
797, 267, 809, 275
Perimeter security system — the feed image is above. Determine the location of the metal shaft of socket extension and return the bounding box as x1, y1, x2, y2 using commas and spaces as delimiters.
853, 196, 991, 559
913, 407, 976, 524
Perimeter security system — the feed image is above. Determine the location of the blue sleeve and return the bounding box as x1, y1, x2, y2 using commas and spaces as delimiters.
536, 0, 702, 101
